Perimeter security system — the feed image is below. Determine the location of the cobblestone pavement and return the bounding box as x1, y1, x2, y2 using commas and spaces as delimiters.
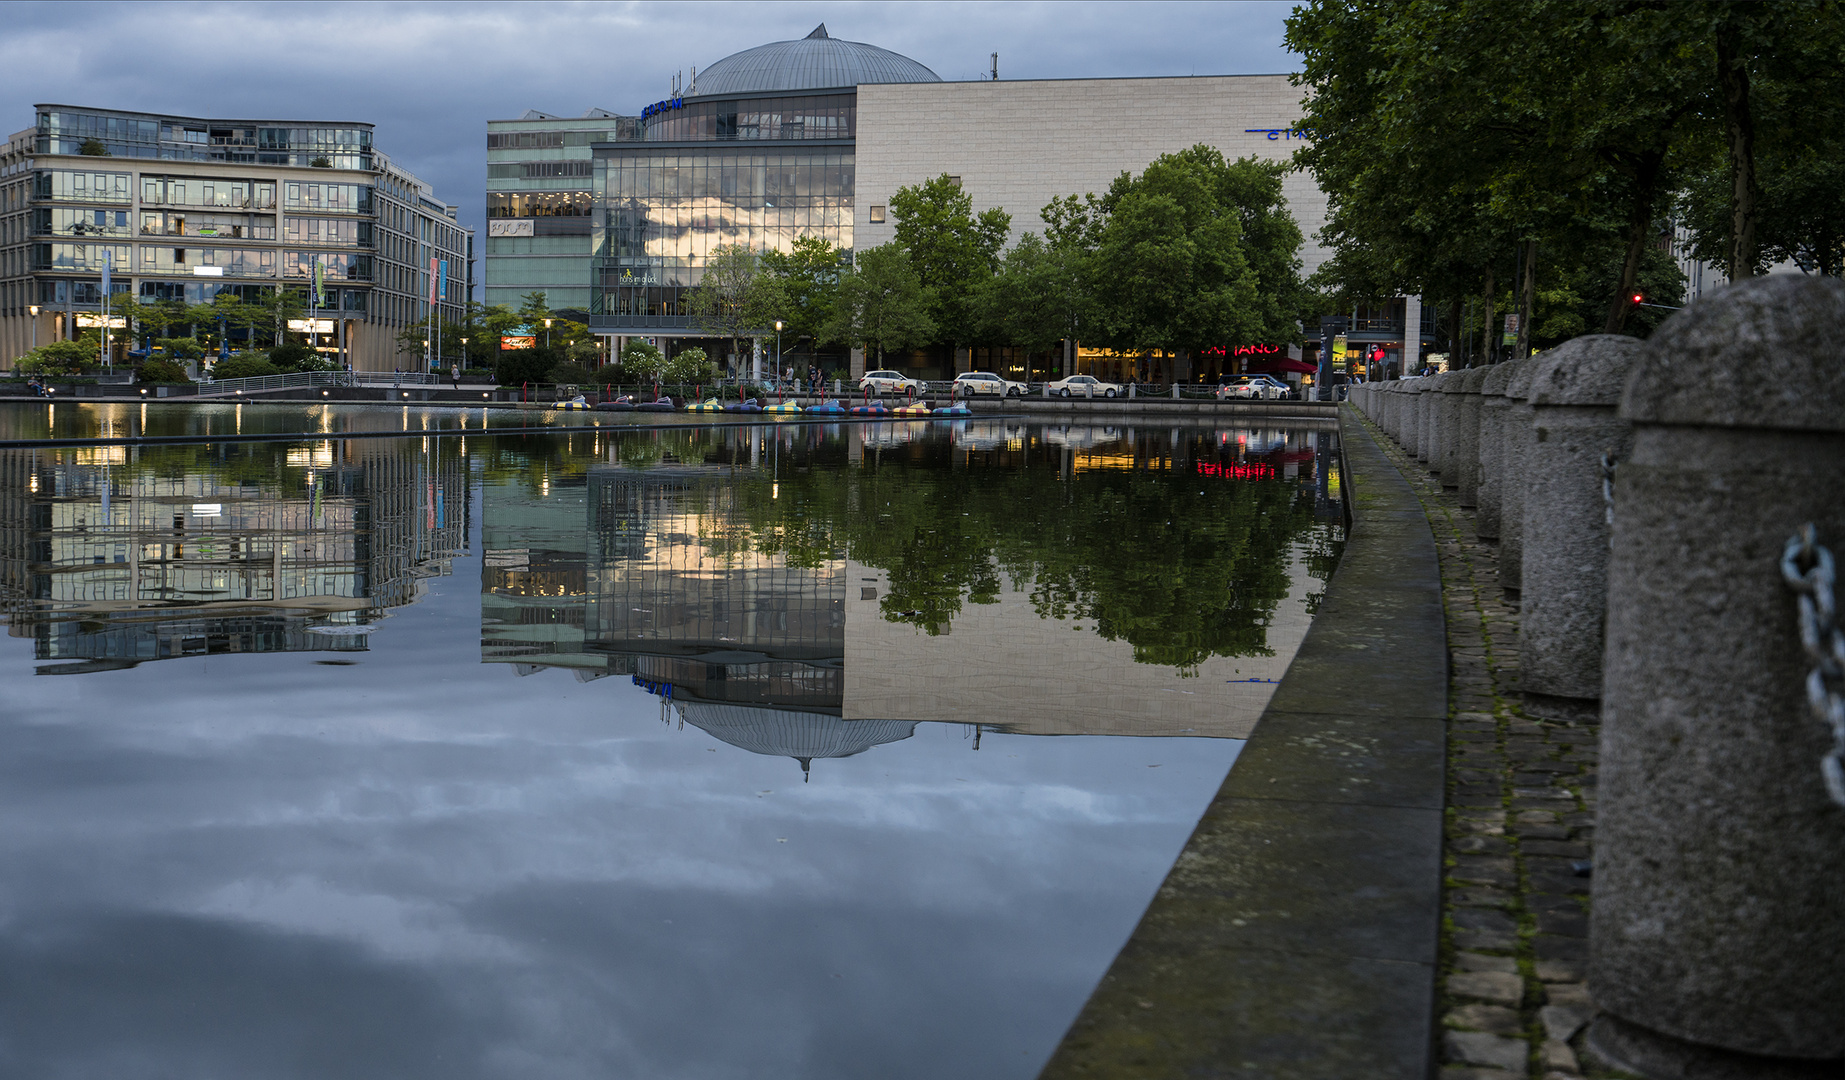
1355, 413, 1619, 1080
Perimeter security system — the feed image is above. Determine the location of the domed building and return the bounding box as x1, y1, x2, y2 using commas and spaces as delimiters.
574, 26, 939, 377
487, 31, 1411, 388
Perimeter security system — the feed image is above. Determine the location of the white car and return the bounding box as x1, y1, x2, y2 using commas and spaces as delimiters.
1217, 375, 1290, 400
1046, 375, 1123, 399
859, 369, 928, 395
951, 371, 1029, 397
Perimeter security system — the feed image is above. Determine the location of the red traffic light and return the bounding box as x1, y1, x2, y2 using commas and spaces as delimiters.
1631, 293, 1644, 304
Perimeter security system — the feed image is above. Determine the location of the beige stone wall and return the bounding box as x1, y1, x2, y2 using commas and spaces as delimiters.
855, 75, 1330, 278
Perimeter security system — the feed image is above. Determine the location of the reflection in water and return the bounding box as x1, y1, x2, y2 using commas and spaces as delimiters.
0, 416, 1343, 1078
0, 438, 468, 673
478, 418, 1343, 771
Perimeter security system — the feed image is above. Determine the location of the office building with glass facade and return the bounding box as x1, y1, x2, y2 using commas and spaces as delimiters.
0, 105, 473, 372
485, 25, 1433, 380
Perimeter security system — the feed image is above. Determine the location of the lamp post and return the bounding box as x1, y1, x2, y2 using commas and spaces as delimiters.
774, 320, 782, 389
28, 305, 37, 352
544, 317, 553, 350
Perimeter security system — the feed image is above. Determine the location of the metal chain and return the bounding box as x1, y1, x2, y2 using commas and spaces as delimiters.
1780, 524, 1845, 807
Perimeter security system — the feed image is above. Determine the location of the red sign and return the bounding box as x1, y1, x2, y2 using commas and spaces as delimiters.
1200, 344, 1283, 358
500, 335, 535, 351
1196, 460, 1275, 481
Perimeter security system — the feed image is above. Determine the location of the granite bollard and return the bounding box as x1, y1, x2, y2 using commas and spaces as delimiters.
1474, 361, 1519, 540
1589, 276, 1845, 1075
1407, 378, 1428, 460
1518, 336, 1643, 714
1497, 358, 1541, 596
1438, 371, 1469, 490
1421, 371, 1448, 469
1453, 367, 1490, 507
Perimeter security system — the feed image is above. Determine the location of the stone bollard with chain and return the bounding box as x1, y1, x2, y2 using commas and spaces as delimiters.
1518, 335, 1642, 720
1588, 276, 1845, 1077
1452, 366, 1490, 507
1497, 357, 1542, 596
1473, 360, 1519, 540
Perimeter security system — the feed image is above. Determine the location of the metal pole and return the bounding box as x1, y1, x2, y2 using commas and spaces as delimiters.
29, 305, 37, 352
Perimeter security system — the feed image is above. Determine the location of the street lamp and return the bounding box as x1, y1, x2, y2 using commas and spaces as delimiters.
774, 320, 783, 388
544, 318, 553, 350
27, 305, 37, 351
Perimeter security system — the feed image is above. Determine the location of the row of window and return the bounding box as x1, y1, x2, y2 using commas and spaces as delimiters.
486, 124, 642, 150
597, 214, 853, 259
488, 191, 594, 218
602, 163, 853, 200
642, 95, 856, 143
29, 242, 377, 281
486, 161, 595, 179
37, 113, 373, 152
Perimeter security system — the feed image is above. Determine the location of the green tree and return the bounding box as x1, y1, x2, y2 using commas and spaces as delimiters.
760, 235, 846, 346
620, 339, 665, 383
686, 245, 779, 373
888, 174, 1010, 353
15, 340, 93, 374
821, 244, 937, 367
1089, 149, 1263, 383
665, 345, 719, 385
975, 232, 1091, 378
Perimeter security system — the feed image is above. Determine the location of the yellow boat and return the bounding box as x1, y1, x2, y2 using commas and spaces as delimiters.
684, 397, 725, 412
892, 402, 932, 416
763, 401, 804, 414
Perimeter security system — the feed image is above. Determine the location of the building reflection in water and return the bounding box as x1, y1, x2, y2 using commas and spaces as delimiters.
0, 438, 469, 674
483, 419, 1344, 777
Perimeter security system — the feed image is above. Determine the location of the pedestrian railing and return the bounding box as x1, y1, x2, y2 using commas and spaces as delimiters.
195, 371, 354, 396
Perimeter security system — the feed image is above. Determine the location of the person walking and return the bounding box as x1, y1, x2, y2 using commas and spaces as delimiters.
450, 362, 460, 389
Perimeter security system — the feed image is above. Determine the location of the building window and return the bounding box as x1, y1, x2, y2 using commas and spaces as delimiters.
946, 176, 961, 189
868, 205, 885, 223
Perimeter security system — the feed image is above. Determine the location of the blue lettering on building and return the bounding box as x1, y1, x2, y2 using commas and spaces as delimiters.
1245, 128, 1313, 140
642, 97, 685, 119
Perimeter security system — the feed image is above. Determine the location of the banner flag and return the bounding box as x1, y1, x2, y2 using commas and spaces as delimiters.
427, 256, 438, 306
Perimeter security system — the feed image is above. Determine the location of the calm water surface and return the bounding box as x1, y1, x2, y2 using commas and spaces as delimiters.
0, 410, 1342, 1078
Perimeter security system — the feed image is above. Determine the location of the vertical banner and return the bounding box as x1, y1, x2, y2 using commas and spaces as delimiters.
438, 259, 447, 304
313, 257, 325, 307
427, 257, 438, 306
100, 249, 111, 296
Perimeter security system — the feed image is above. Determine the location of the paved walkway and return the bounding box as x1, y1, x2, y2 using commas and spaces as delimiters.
1353, 411, 1606, 1080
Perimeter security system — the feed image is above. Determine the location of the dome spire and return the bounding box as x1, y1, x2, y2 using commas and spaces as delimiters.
806, 23, 828, 39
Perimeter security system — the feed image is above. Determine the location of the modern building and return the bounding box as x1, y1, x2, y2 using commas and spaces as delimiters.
485, 25, 1435, 383
0, 437, 470, 673
0, 105, 474, 372
485, 109, 640, 315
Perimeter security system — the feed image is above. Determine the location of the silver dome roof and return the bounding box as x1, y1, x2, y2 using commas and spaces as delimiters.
690, 24, 941, 97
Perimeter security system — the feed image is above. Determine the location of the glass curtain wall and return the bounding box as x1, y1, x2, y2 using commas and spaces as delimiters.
592, 145, 852, 325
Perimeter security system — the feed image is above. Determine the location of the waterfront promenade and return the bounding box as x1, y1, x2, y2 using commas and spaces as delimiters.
1042, 405, 1601, 1080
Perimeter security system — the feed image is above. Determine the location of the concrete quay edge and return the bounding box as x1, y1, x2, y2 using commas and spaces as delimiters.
1038, 403, 1448, 1080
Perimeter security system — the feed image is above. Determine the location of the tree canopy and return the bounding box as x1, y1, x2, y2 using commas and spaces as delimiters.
821, 243, 936, 366
888, 175, 1010, 350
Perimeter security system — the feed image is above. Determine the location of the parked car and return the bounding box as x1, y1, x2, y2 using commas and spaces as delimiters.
951, 371, 1029, 397
1217, 374, 1290, 400
859, 369, 928, 395
1046, 374, 1123, 399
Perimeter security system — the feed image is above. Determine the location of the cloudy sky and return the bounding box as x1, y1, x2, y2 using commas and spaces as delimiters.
2, 1, 1301, 296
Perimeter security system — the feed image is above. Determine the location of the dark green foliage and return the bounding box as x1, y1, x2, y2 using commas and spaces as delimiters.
821, 244, 936, 365
888, 174, 1011, 347
266, 343, 317, 371
137, 359, 192, 384
546, 360, 596, 386
209, 354, 280, 380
